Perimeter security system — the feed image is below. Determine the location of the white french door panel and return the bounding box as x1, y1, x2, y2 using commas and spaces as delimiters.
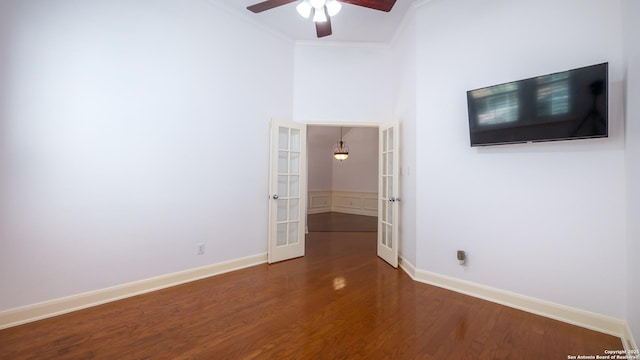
378, 122, 400, 268
268, 120, 307, 263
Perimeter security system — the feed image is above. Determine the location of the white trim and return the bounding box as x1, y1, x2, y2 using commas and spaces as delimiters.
397, 257, 628, 339
295, 40, 390, 49
399, 256, 416, 279
623, 324, 639, 353
414, 269, 626, 337
0, 253, 267, 330
304, 121, 381, 128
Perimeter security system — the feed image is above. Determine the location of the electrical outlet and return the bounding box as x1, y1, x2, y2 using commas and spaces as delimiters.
197, 243, 205, 255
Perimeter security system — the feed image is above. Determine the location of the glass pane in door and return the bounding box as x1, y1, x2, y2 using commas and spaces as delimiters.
277, 200, 288, 222
290, 152, 300, 174
290, 129, 300, 151
278, 176, 288, 197
386, 225, 392, 249
289, 199, 299, 221
381, 225, 387, 246
278, 151, 288, 173
288, 222, 299, 244
289, 176, 299, 197
277, 223, 287, 246
382, 201, 387, 222
279, 127, 289, 150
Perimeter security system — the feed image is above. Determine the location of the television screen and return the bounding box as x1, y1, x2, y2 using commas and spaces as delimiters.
466, 63, 608, 146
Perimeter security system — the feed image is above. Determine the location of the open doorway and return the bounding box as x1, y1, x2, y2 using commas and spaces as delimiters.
306, 125, 379, 233
267, 120, 398, 267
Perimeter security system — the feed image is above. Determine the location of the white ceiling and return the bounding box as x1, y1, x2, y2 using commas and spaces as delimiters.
215, 0, 418, 43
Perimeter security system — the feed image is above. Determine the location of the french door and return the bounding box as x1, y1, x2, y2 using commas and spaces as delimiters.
268, 120, 307, 263
378, 123, 399, 268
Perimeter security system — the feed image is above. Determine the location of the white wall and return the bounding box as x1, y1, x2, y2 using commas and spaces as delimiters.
0, 0, 294, 311
414, 0, 627, 318
332, 128, 378, 192
624, 0, 640, 346
390, 10, 417, 265
293, 44, 393, 123
307, 127, 335, 191
307, 126, 378, 193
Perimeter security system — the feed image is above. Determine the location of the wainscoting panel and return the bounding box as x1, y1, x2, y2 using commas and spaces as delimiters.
307, 191, 378, 217
307, 191, 332, 214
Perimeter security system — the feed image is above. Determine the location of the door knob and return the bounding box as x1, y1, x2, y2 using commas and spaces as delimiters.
273, 194, 279, 200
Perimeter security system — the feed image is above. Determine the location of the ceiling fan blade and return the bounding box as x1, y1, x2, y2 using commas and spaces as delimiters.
315, 9, 332, 38
247, 0, 297, 13
339, 0, 397, 12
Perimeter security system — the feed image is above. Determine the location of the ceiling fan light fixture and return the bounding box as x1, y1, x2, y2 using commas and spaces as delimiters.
309, 0, 326, 9
326, 0, 342, 16
296, 0, 312, 18
313, 8, 328, 22
247, 0, 398, 39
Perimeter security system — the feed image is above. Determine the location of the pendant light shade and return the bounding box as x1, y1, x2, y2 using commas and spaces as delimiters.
333, 128, 349, 161
296, 0, 312, 18
326, 0, 342, 16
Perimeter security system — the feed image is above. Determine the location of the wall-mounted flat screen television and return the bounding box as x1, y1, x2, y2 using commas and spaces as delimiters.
466, 63, 608, 146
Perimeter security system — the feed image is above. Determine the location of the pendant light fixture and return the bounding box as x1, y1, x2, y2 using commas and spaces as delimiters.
333, 128, 349, 161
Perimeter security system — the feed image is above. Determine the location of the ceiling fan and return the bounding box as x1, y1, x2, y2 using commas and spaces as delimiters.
246, 0, 397, 38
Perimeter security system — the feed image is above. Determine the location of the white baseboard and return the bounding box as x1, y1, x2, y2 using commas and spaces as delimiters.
398, 256, 630, 342
399, 255, 416, 279
623, 324, 639, 353
0, 253, 268, 330
307, 207, 331, 214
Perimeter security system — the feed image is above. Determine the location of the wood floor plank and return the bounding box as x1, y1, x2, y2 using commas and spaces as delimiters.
0, 214, 623, 359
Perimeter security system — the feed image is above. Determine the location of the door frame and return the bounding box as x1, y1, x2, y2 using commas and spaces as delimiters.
302, 121, 395, 258
268, 120, 400, 265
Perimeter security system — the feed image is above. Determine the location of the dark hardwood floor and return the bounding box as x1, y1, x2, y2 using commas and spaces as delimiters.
307, 212, 377, 232
0, 214, 622, 359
